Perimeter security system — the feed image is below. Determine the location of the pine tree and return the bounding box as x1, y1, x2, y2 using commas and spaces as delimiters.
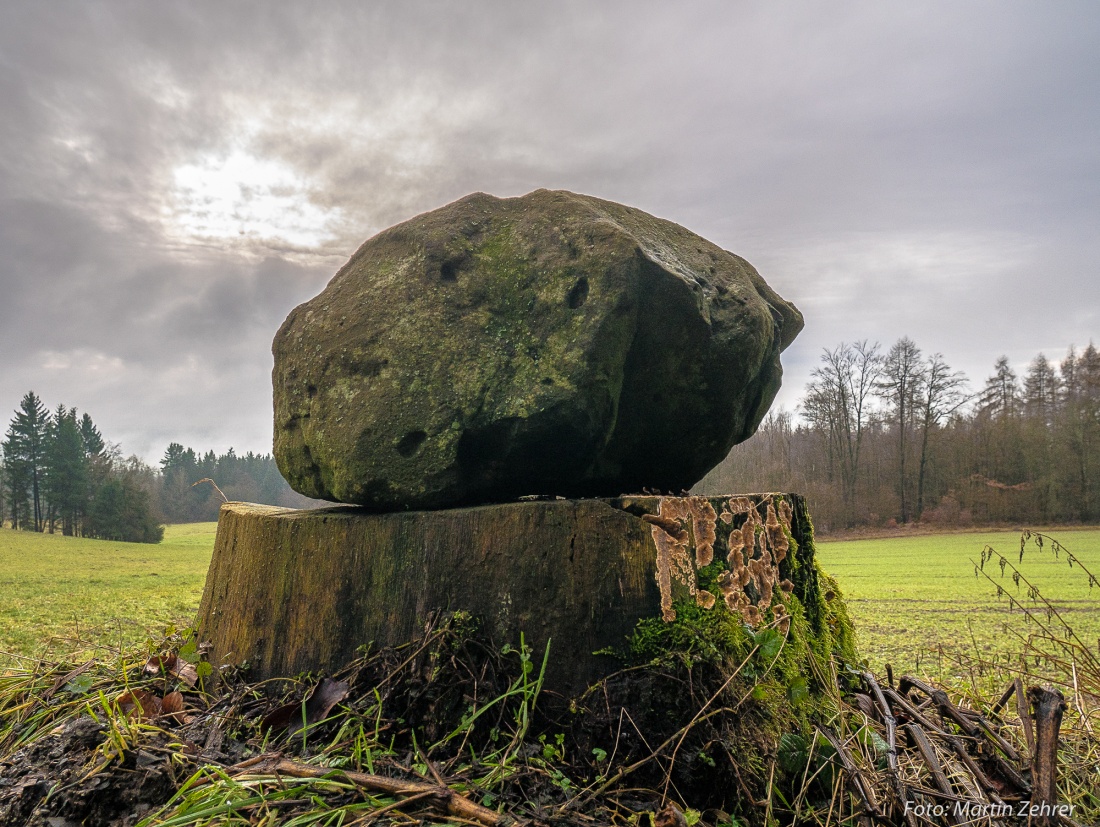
160, 442, 203, 521
4, 393, 49, 531
979, 356, 1020, 420
1, 424, 30, 529
1058, 344, 1100, 520
44, 407, 88, 536
80, 413, 105, 458
84, 473, 164, 543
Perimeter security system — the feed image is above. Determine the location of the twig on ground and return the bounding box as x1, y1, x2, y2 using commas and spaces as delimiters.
224, 752, 515, 827
819, 727, 879, 826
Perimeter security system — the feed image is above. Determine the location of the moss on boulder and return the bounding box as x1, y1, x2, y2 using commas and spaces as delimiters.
272, 189, 802, 510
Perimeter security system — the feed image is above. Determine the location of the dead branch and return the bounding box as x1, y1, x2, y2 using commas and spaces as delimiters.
225, 753, 515, 827
861, 672, 917, 827
819, 727, 880, 825
991, 679, 1016, 717
1028, 686, 1067, 827
1015, 677, 1035, 757
884, 687, 1008, 807
900, 675, 1031, 793
903, 723, 961, 826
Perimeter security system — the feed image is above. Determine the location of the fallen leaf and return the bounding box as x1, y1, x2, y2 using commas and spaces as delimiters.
173, 661, 200, 687
144, 652, 199, 686
261, 701, 299, 733
161, 690, 183, 714
117, 689, 162, 719
262, 677, 350, 736
160, 690, 192, 724
144, 653, 178, 675
653, 802, 689, 827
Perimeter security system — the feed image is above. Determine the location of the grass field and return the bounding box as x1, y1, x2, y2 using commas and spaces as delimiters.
0, 523, 217, 667
2, 523, 1097, 682
817, 527, 1100, 678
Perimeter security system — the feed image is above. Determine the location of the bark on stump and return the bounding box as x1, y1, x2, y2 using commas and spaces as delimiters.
196, 493, 831, 698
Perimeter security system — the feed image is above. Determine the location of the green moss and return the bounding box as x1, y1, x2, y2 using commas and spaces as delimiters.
609, 497, 861, 825
629, 598, 755, 668
776, 495, 859, 673
627, 582, 852, 720
773, 494, 824, 633
612, 584, 855, 826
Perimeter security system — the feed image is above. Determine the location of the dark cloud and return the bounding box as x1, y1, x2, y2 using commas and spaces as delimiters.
0, 1, 1097, 460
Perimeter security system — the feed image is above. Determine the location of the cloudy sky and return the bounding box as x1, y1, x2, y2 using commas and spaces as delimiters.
1, 2, 1097, 463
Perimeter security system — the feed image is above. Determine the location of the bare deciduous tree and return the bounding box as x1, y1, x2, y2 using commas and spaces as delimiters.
801, 341, 882, 522
915, 353, 968, 519
877, 337, 923, 523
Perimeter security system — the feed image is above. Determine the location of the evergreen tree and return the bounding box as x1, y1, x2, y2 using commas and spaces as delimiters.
161, 442, 189, 474
1, 426, 30, 529
978, 356, 1020, 420
44, 407, 88, 536
84, 473, 164, 543
80, 413, 105, 458
3, 392, 49, 531
160, 442, 205, 521
1058, 344, 1100, 521
1023, 354, 1060, 425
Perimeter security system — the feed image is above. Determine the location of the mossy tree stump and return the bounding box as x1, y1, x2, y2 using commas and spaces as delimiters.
196, 493, 851, 697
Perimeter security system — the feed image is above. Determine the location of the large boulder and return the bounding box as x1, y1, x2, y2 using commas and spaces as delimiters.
273, 189, 802, 510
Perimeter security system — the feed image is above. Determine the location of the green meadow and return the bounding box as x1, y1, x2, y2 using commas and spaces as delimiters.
2, 522, 1097, 680
817, 527, 1100, 677
0, 523, 217, 666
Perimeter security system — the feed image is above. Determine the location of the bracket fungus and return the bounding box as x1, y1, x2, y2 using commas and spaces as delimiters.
646, 494, 796, 625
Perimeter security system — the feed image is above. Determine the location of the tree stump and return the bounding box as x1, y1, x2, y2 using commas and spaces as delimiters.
196, 493, 847, 697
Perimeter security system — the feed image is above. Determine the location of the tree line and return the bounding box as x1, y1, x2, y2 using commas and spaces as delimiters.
1, 391, 163, 542
1, 391, 316, 543
12, 335, 1096, 542
158, 442, 316, 524
699, 341, 1100, 533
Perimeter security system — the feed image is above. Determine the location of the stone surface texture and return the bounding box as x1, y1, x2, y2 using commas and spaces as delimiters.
273, 189, 802, 510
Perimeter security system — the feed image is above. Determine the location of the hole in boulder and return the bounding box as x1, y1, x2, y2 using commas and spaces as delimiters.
440, 261, 458, 282
541, 377, 554, 385
566, 276, 589, 309
395, 430, 428, 457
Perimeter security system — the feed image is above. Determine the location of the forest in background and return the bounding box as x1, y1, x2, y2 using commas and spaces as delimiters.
4, 337, 1097, 541
698, 340, 1100, 533
0, 391, 315, 543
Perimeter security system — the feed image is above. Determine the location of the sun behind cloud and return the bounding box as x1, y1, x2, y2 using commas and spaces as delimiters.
166, 149, 342, 248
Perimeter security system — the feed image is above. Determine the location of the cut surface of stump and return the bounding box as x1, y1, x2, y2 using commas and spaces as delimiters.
196, 493, 850, 697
